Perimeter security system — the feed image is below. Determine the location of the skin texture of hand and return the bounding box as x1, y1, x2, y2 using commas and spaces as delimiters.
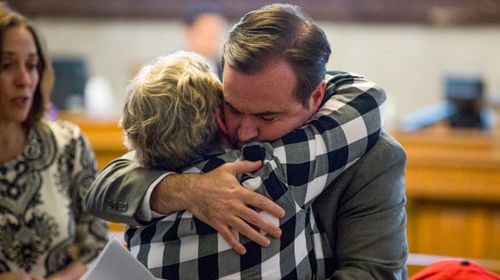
0, 272, 43, 280
150, 160, 285, 255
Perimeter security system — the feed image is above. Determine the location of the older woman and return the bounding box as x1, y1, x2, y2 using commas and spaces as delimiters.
0, 3, 107, 280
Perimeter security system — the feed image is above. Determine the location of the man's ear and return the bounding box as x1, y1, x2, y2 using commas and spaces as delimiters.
216, 108, 229, 136
310, 80, 326, 110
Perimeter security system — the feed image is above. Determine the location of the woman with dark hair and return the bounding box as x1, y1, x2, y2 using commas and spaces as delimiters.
0, 3, 107, 279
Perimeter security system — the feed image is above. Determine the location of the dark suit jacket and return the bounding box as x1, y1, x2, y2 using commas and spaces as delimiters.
85, 132, 408, 279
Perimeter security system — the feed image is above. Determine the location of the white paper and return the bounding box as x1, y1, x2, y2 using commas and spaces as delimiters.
81, 238, 157, 280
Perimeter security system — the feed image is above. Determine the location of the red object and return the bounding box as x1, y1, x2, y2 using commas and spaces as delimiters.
411, 259, 500, 280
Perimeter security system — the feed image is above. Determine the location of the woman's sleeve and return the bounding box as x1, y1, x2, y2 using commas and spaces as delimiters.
242, 73, 387, 209
71, 131, 109, 265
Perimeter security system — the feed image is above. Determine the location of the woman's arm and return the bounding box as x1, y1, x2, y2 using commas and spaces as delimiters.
242, 72, 386, 208
69, 134, 108, 270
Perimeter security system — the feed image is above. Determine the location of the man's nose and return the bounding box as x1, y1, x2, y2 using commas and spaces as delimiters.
238, 116, 259, 143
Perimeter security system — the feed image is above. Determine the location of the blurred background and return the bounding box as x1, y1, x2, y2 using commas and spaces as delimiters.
7, 0, 500, 276
8, 0, 500, 121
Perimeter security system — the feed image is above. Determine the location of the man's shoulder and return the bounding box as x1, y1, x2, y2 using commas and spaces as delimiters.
312, 131, 406, 229
317, 131, 406, 195
366, 132, 406, 161
351, 131, 406, 178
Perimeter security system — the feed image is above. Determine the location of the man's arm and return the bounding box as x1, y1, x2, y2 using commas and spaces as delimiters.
85, 157, 284, 254
84, 158, 166, 224
313, 133, 408, 279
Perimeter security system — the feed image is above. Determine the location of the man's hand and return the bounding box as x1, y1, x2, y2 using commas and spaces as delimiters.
150, 160, 285, 255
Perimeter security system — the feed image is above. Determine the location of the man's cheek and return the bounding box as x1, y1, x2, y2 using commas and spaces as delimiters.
227, 128, 240, 146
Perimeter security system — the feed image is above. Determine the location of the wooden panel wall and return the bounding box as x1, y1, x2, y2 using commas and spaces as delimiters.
58, 113, 126, 170
8, 0, 500, 25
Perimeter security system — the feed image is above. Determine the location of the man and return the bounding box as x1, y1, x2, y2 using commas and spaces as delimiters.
86, 4, 407, 279
182, 5, 227, 78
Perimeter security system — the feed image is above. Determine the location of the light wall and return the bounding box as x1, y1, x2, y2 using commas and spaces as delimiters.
324, 23, 500, 126
35, 18, 500, 123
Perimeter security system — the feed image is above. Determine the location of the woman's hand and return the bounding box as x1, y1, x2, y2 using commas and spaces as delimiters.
45, 261, 86, 280
0, 272, 44, 280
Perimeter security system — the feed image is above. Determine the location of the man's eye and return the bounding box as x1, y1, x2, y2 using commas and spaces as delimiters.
228, 106, 240, 115
259, 115, 276, 122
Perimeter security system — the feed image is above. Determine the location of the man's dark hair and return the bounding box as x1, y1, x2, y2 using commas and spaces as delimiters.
222, 4, 331, 107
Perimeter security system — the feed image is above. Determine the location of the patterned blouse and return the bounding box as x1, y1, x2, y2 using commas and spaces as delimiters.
0, 119, 108, 277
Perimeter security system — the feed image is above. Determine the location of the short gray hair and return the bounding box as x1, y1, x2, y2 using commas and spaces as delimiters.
121, 51, 223, 170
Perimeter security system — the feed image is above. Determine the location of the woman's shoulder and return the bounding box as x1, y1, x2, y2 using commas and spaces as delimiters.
38, 119, 84, 143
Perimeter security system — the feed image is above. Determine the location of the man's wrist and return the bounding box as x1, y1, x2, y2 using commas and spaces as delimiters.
137, 173, 170, 221
150, 173, 196, 214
